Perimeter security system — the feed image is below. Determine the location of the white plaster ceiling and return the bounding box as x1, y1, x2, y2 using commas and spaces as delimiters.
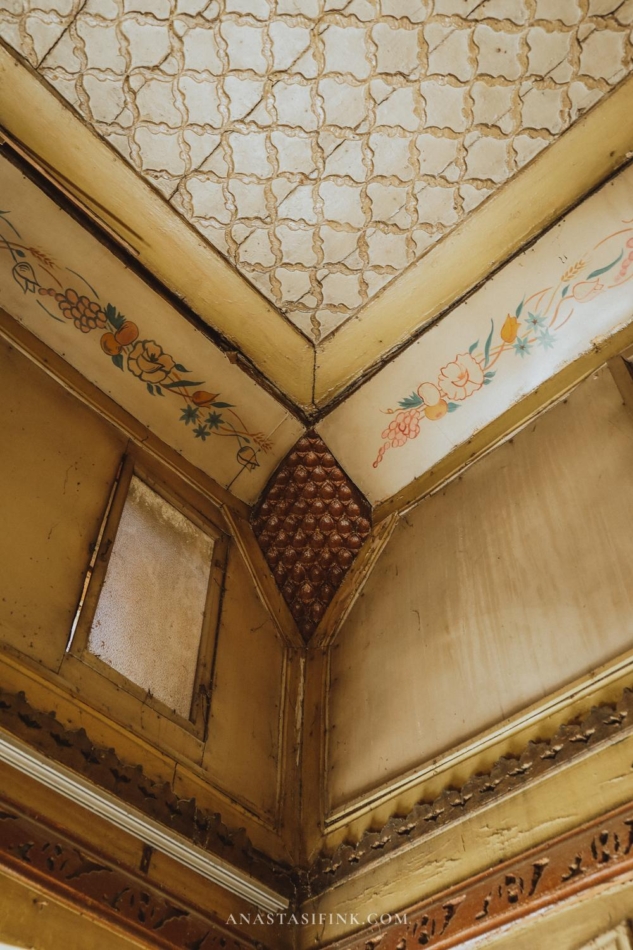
1, 0, 632, 344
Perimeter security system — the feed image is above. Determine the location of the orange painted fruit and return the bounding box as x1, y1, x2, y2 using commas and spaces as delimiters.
100, 332, 122, 356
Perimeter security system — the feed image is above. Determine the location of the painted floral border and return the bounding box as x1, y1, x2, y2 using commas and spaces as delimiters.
0, 210, 271, 473
373, 224, 633, 467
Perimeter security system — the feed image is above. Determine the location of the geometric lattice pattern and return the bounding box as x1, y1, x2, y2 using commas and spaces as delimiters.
251, 431, 371, 640
1, 0, 632, 342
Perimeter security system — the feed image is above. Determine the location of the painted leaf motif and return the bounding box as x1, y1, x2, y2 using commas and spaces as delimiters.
469, 339, 479, 354
562, 285, 570, 297
447, 403, 459, 412
105, 303, 126, 330
399, 392, 424, 409
174, 363, 190, 372
211, 401, 234, 408
483, 320, 494, 368
587, 250, 623, 280
163, 379, 204, 389
111, 353, 124, 371
516, 298, 525, 317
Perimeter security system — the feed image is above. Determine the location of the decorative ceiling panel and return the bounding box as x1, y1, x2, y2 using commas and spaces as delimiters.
318, 160, 633, 506
0, 151, 303, 503
1, 1, 631, 344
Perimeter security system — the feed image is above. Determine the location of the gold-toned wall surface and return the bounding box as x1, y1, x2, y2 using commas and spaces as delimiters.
327, 365, 633, 810
0, 333, 295, 846
0, 336, 125, 669
203, 540, 286, 820
0, 871, 143, 950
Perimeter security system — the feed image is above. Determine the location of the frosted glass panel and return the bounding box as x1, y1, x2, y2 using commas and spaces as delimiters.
88, 476, 214, 717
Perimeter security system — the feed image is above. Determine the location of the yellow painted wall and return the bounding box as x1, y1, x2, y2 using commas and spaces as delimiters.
0, 338, 125, 669
0, 335, 289, 835
327, 366, 633, 810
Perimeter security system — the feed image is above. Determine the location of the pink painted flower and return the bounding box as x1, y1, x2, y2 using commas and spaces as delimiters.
380, 408, 422, 448
438, 353, 484, 402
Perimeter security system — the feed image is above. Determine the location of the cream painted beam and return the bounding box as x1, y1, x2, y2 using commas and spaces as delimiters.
0, 727, 289, 913
314, 76, 633, 407
375, 319, 633, 522
0, 45, 314, 408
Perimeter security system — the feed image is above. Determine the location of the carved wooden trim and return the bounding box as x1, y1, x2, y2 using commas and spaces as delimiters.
0, 685, 294, 898
251, 432, 372, 641
0, 801, 265, 950
305, 689, 633, 895
324, 799, 633, 950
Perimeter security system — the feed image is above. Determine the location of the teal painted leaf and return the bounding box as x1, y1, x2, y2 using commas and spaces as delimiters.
14, 249, 24, 258
163, 379, 204, 389
399, 392, 424, 409
483, 319, 494, 367
468, 339, 479, 354
515, 298, 525, 317
587, 250, 623, 280
111, 353, 124, 371
174, 363, 190, 372
105, 303, 125, 330
562, 285, 569, 297
147, 383, 154, 395
211, 401, 235, 409
483, 378, 492, 385
447, 402, 459, 412
484, 370, 496, 379
155, 385, 164, 396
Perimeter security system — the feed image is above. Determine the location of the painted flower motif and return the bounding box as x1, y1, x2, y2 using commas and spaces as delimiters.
417, 381, 448, 419
381, 408, 422, 448
525, 311, 545, 330
500, 314, 520, 344
128, 340, 175, 384
572, 278, 604, 302
438, 353, 484, 401
514, 335, 532, 358
417, 382, 442, 406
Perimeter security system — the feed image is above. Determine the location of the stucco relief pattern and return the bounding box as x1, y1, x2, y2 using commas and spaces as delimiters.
1, 2, 632, 343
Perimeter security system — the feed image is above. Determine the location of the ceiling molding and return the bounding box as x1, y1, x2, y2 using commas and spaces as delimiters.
313, 75, 633, 407
1, 44, 632, 414
0, 43, 315, 407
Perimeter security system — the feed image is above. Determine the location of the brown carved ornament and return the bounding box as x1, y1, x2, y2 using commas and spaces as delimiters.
251, 431, 372, 640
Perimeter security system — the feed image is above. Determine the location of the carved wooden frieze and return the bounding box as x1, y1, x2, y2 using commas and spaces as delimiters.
0, 685, 294, 898
324, 799, 633, 950
306, 689, 633, 894
251, 432, 372, 640
0, 803, 262, 950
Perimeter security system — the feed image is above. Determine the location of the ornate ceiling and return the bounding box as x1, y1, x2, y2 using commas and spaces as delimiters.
0, 2, 633, 515
1, 0, 632, 345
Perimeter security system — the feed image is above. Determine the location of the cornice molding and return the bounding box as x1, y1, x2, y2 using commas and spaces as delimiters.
0, 801, 267, 950
322, 798, 633, 950
4, 678, 633, 914
0, 685, 293, 903
305, 688, 633, 896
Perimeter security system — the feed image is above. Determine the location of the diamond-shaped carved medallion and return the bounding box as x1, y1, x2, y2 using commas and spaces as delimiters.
251, 432, 372, 641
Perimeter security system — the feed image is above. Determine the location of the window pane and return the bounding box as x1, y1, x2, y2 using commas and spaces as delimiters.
87, 476, 214, 718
